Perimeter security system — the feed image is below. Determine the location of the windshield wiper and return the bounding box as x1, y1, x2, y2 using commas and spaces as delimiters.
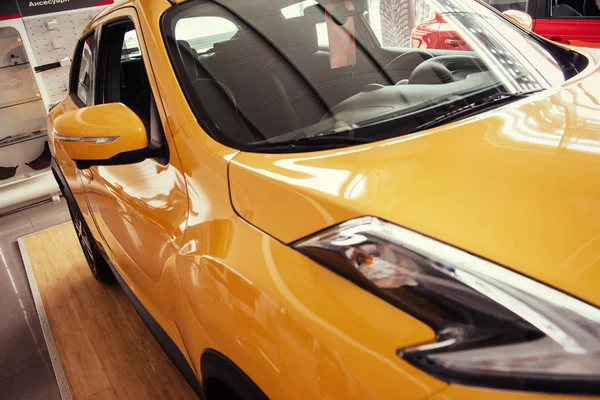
244, 89, 544, 152
409, 89, 545, 133
246, 134, 372, 152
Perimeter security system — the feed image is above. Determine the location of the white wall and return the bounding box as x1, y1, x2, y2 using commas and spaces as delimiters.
22, 6, 106, 108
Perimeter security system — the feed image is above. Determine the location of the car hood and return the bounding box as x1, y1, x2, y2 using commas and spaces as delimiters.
229, 50, 600, 306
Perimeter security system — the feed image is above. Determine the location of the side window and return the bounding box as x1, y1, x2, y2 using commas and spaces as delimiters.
551, 0, 600, 17
122, 29, 142, 59
71, 32, 95, 106
175, 16, 238, 53
94, 18, 169, 164
483, 0, 529, 13
98, 20, 152, 128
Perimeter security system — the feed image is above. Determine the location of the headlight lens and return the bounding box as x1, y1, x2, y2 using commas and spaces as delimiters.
293, 216, 600, 394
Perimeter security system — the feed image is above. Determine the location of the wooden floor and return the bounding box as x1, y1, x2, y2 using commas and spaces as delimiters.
21, 223, 198, 400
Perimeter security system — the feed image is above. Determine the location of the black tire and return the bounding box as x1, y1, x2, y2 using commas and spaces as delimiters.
379, 0, 414, 47
65, 194, 114, 282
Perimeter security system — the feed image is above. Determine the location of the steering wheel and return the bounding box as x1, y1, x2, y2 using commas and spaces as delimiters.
408, 55, 487, 85
372, 50, 434, 85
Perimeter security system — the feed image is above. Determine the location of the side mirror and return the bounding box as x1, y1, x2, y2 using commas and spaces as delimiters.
502, 10, 533, 31
54, 103, 148, 168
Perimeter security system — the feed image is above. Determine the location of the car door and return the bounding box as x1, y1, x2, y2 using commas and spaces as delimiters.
80, 8, 189, 324
533, 0, 600, 47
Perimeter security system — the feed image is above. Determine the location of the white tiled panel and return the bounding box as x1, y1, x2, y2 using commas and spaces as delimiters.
22, 7, 106, 105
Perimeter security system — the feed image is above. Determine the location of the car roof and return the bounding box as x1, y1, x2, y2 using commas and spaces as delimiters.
83, 0, 171, 33
82, 0, 334, 35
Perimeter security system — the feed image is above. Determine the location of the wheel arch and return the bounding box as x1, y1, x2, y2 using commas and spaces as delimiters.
200, 349, 269, 400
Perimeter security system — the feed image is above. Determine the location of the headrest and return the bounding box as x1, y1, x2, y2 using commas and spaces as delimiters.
213, 39, 257, 57
302, 4, 327, 22
177, 39, 199, 80
269, 16, 319, 55
178, 39, 194, 53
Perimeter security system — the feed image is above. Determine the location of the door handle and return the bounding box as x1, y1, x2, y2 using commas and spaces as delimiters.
549, 36, 571, 45
444, 38, 466, 48
81, 169, 93, 182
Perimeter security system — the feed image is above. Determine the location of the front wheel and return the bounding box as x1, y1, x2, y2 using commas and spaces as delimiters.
66, 195, 113, 282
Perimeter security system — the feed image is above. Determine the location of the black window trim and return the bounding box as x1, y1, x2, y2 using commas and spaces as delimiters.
544, 0, 600, 18
69, 30, 97, 108
95, 16, 134, 105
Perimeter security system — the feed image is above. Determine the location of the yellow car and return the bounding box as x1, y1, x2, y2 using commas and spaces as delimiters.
48, 0, 600, 398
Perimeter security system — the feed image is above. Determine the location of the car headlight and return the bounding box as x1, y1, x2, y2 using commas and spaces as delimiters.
293, 216, 600, 394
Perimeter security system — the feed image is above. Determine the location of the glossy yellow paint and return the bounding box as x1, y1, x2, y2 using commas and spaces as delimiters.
427, 385, 595, 399
47, 0, 600, 398
49, 96, 103, 242
54, 103, 148, 161
230, 52, 600, 309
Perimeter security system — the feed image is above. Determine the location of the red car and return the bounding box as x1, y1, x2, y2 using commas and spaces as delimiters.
410, 12, 473, 51
412, 0, 600, 50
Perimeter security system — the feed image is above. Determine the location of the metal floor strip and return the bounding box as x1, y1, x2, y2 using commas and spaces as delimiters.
18, 223, 73, 400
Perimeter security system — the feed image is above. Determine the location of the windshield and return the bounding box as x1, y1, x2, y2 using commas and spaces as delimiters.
162, 0, 585, 151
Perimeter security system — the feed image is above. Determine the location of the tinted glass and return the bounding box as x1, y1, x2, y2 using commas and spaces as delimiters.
176, 16, 239, 52
482, 0, 528, 13
119, 27, 151, 126
74, 33, 95, 105
122, 28, 142, 59
163, 0, 582, 151
99, 20, 152, 129
552, 0, 600, 17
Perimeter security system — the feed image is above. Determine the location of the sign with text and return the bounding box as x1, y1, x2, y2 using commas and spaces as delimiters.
16, 0, 113, 17
0, 0, 21, 19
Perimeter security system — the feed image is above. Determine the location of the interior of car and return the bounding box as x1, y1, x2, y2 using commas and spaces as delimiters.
483, 0, 527, 12
92, 19, 168, 163
158, 0, 582, 149
552, 0, 600, 16
165, 1, 494, 144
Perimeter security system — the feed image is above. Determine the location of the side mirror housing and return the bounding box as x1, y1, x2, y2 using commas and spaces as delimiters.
53, 103, 149, 168
502, 10, 533, 31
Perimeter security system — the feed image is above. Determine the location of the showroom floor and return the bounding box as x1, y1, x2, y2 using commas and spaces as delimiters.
0, 199, 71, 400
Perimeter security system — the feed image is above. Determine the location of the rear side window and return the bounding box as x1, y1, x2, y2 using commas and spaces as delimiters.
71, 32, 96, 106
